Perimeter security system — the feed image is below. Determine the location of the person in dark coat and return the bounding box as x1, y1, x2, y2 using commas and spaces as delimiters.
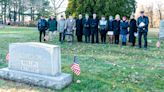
99, 15, 108, 44
48, 15, 57, 41
120, 16, 129, 46
137, 11, 149, 49
37, 16, 48, 42
108, 16, 114, 44
113, 14, 120, 44
82, 14, 91, 43
90, 13, 99, 43
76, 14, 83, 42
129, 15, 137, 46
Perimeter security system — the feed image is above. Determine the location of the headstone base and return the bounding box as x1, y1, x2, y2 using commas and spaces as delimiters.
0, 68, 72, 90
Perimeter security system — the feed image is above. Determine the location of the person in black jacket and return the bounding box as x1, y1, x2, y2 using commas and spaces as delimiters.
83, 14, 91, 43
37, 16, 48, 42
129, 15, 137, 46
108, 16, 114, 44
113, 14, 120, 44
90, 13, 99, 43
76, 14, 83, 42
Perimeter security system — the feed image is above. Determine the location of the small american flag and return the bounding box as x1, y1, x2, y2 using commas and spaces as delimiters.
71, 56, 80, 76
44, 35, 49, 41
6, 52, 9, 61
156, 41, 160, 48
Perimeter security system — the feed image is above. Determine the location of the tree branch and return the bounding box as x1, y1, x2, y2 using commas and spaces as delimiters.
55, 0, 64, 9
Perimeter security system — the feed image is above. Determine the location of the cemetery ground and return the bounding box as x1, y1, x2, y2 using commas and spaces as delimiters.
0, 26, 164, 92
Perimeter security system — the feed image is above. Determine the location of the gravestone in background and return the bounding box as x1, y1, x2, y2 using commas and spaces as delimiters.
0, 42, 72, 89
159, 20, 164, 40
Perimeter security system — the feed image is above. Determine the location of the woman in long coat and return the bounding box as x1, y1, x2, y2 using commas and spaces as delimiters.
113, 14, 120, 44
129, 15, 137, 46
76, 14, 83, 42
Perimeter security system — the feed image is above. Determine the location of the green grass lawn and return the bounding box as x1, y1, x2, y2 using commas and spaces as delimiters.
0, 26, 164, 92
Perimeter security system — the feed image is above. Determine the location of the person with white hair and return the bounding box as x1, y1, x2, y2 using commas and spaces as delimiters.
112, 14, 121, 44
76, 14, 83, 42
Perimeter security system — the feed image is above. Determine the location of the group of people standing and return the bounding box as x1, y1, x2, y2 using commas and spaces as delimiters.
37, 11, 149, 48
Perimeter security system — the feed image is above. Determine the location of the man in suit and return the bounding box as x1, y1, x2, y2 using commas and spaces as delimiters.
83, 14, 91, 43
90, 13, 99, 43
65, 15, 76, 42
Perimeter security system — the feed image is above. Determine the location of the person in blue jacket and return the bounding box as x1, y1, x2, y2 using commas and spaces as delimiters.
37, 16, 48, 42
120, 16, 129, 46
137, 11, 149, 49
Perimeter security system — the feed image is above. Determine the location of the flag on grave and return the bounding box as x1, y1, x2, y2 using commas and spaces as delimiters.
6, 52, 9, 61
71, 56, 80, 76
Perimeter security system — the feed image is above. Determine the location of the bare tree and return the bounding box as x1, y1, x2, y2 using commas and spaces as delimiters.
143, 4, 154, 28
156, 2, 163, 20
51, 0, 65, 16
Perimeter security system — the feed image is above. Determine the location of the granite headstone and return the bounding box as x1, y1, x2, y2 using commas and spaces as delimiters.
0, 42, 72, 89
159, 20, 164, 40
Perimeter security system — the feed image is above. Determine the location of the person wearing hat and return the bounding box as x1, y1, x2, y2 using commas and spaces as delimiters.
48, 15, 57, 41
129, 15, 137, 46
137, 11, 149, 49
113, 14, 121, 44
90, 13, 99, 43
37, 16, 48, 42
120, 16, 129, 46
